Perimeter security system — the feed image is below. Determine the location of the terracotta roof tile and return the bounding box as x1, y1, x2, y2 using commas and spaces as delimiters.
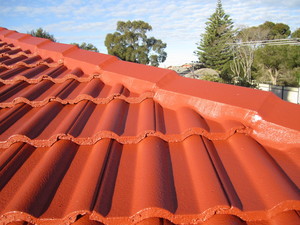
0, 137, 299, 224
0, 100, 249, 147
0, 79, 152, 107
0, 27, 299, 225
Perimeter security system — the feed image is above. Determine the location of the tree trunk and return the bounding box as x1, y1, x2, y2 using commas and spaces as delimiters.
267, 68, 279, 85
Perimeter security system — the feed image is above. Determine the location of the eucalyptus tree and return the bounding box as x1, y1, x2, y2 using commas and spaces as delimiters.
105, 20, 167, 67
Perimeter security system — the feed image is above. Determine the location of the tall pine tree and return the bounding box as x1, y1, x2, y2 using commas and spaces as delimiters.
196, 0, 234, 73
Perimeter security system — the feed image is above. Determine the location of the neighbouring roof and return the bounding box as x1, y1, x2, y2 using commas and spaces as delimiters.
0, 27, 299, 225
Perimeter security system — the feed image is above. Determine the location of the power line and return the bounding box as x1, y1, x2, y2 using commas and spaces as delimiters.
228, 38, 300, 46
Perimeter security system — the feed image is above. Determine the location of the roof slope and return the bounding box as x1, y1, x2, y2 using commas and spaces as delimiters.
0, 27, 299, 225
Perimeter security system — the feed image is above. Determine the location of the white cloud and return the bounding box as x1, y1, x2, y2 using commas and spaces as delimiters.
1, 0, 299, 66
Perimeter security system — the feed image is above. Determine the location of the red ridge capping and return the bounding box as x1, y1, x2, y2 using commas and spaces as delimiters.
101, 59, 176, 84
1, 31, 30, 42
258, 93, 300, 131
63, 48, 118, 75
156, 74, 300, 133
0, 29, 15, 37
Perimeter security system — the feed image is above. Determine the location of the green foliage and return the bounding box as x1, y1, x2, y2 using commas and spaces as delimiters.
255, 46, 285, 71
258, 21, 291, 39
71, 42, 99, 52
196, 0, 234, 75
255, 45, 300, 71
254, 45, 300, 86
220, 60, 234, 81
232, 76, 257, 88
286, 46, 300, 68
28, 28, 56, 42
237, 22, 291, 42
104, 20, 167, 66
291, 28, 300, 38
280, 68, 300, 87
200, 74, 224, 83
232, 22, 299, 87
236, 26, 270, 41
291, 67, 300, 86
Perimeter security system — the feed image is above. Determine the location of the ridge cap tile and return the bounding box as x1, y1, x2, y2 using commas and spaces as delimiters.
0, 29, 15, 37
3, 32, 29, 41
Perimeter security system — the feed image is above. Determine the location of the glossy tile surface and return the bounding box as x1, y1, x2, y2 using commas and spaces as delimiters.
1, 137, 299, 224
0, 28, 299, 225
0, 79, 153, 107
0, 99, 248, 147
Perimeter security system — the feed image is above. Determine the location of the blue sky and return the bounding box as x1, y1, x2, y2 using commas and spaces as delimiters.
1, 0, 299, 67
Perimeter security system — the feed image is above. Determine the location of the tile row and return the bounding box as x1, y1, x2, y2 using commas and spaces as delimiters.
0, 99, 247, 147
0, 62, 95, 84
4, 212, 300, 225
0, 79, 154, 108
0, 135, 299, 224
0, 46, 32, 59
0, 44, 95, 84
0, 46, 58, 70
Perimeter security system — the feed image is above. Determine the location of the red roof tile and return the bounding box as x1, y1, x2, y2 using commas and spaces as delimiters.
0, 27, 299, 225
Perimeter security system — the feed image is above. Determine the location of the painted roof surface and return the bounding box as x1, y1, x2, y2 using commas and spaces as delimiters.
0, 28, 299, 225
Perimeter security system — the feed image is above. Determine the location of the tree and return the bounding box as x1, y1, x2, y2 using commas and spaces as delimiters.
28, 28, 56, 42
236, 25, 270, 42
105, 20, 167, 67
258, 21, 291, 39
254, 45, 300, 86
285, 45, 300, 86
195, 0, 234, 74
229, 26, 264, 85
71, 42, 99, 52
230, 45, 254, 83
291, 28, 300, 38
255, 46, 286, 85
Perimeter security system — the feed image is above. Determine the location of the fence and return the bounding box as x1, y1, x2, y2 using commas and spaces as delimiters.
258, 83, 300, 104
